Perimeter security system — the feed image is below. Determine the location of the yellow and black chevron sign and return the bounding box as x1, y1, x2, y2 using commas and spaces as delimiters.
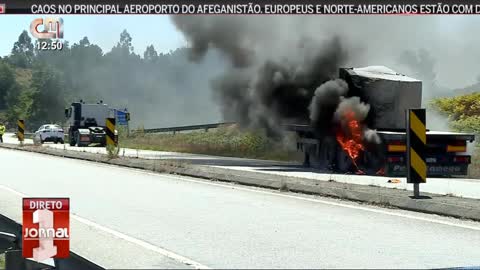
106, 117, 116, 147
17, 119, 25, 142
406, 109, 427, 183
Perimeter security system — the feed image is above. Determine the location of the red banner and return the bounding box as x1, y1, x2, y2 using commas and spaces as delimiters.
22, 198, 70, 261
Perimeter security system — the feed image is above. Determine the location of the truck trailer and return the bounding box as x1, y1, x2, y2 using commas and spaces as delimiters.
289, 66, 476, 177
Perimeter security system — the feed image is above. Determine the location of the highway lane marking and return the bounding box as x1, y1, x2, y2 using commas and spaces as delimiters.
70, 215, 211, 269
4, 146, 479, 233
56, 154, 475, 230
2, 149, 480, 232
0, 184, 211, 270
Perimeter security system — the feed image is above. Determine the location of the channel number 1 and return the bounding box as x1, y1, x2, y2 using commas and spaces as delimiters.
32, 209, 58, 261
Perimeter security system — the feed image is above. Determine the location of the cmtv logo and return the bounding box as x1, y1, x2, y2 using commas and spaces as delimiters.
29, 18, 64, 39
22, 198, 70, 262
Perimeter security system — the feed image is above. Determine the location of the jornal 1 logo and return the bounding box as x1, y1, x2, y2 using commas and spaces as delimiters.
22, 198, 70, 261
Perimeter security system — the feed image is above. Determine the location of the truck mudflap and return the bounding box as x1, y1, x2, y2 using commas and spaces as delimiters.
77, 128, 92, 145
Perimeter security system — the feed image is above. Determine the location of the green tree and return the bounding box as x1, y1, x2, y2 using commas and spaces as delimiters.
3, 29, 223, 129
144, 45, 158, 63
118, 29, 134, 54
65, 37, 103, 100
107, 30, 135, 58
29, 63, 68, 128
431, 92, 480, 120
6, 89, 34, 129
0, 60, 18, 110
430, 92, 480, 135
102, 30, 142, 107
9, 31, 35, 68
0, 61, 34, 128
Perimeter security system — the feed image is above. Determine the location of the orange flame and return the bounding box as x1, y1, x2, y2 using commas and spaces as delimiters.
336, 110, 364, 172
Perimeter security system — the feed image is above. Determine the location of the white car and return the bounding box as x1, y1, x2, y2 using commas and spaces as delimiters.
33, 124, 65, 144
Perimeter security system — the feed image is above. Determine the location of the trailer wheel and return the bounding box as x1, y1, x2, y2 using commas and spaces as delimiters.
362, 140, 386, 175
75, 131, 80, 147
363, 150, 385, 175
309, 137, 336, 171
336, 148, 354, 173
69, 131, 76, 146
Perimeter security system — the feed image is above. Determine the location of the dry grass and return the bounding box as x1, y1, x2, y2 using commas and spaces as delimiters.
121, 126, 480, 178
122, 125, 302, 162
106, 144, 120, 159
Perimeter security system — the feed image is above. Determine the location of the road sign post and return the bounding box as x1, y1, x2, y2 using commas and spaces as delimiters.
126, 112, 130, 137
106, 118, 116, 147
17, 120, 25, 146
406, 109, 427, 198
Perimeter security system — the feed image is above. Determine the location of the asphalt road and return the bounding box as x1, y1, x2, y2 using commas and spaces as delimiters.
4, 133, 480, 200
1, 148, 480, 269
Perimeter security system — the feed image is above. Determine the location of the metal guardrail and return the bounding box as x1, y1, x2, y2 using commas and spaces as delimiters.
136, 122, 237, 134
15, 122, 304, 137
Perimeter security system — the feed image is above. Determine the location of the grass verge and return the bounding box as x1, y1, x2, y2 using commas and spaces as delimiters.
0, 253, 4, 270
123, 125, 480, 178
122, 125, 302, 162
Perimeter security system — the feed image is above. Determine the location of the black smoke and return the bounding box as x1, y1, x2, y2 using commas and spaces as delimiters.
309, 79, 349, 135
171, 16, 257, 68
173, 16, 360, 135
171, 16, 378, 142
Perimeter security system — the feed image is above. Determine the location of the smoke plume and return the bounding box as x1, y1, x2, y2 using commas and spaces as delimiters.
309, 79, 349, 134
171, 16, 257, 68
171, 16, 369, 138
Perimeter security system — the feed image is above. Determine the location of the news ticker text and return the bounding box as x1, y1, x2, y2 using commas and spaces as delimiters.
3, 1, 480, 14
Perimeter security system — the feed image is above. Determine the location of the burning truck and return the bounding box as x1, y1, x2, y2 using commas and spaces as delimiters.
287, 66, 476, 177
170, 17, 475, 177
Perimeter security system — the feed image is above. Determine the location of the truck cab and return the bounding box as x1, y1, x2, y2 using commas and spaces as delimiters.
65, 101, 116, 147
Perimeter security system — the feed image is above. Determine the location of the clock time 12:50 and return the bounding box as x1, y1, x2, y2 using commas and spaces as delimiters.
36, 40, 64, 51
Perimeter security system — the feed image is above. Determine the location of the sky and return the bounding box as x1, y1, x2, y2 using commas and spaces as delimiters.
0, 15, 187, 57
0, 15, 480, 89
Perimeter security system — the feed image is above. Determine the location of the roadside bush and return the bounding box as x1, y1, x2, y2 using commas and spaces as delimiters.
106, 144, 120, 159
431, 93, 480, 178
430, 92, 480, 136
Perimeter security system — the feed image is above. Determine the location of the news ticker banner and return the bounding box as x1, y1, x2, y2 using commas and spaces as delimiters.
23, 198, 70, 262
3, 0, 480, 14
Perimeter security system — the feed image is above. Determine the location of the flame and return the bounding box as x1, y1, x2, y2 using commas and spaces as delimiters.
336, 110, 364, 172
